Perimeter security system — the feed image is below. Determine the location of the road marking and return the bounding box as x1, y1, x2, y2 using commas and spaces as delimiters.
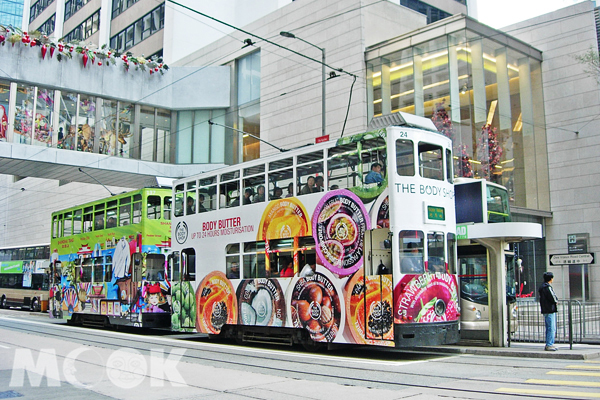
548, 371, 600, 377
566, 365, 600, 370
585, 360, 600, 364
526, 379, 600, 388
497, 388, 600, 398
0, 344, 10, 349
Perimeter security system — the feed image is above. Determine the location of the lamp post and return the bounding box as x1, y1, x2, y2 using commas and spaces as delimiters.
280, 31, 326, 137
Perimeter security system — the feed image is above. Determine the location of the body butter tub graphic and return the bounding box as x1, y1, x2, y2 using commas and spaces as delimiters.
257, 198, 311, 240
237, 278, 286, 327
195, 271, 238, 334
288, 271, 344, 343
312, 190, 371, 276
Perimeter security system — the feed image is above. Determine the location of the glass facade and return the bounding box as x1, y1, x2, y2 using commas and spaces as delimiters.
0, 0, 24, 28
367, 28, 548, 211
0, 78, 177, 162
236, 51, 261, 163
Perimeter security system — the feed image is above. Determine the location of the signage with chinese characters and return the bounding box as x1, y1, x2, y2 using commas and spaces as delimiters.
549, 253, 595, 266
568, 233, 588, 254
315, 135, 330, 144
427, 205, 445, 221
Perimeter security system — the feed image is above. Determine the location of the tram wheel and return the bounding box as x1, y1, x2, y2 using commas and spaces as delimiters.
0, 296, 6, 309
301, 337, 326, 352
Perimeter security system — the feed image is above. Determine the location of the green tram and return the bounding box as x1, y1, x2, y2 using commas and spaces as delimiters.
49, 188, 172, 328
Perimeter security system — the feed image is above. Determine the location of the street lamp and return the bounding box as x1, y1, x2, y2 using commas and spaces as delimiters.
280, 31, 326, 137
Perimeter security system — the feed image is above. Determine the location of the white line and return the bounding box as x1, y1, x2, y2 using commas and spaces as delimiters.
0, 344, 10, 349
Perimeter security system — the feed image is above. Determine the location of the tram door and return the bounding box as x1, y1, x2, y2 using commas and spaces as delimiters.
175, 248, 196, 330
363, 228, 394, 341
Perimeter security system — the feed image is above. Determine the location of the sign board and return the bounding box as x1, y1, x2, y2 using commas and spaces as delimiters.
427, 205, 445, 221
568, 233, 588, 254
456, 225, 468, 240
315, 135, 329, 144
549, 253, 595, 266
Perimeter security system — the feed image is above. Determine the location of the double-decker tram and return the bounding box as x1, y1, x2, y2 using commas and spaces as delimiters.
49, 188, 172, 328
0, 244, 50, 311
171, 112, 459, 348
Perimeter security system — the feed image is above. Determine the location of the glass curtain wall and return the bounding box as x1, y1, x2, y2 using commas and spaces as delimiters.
368, 28, 548, 211
236, 51, 261, 163
175, 109, 226, 164
1, 79, 174, 163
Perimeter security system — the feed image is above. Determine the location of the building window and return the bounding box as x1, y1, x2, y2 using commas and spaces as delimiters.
176, 110, 225, 164
111, 0, 141, 19
400, 0, 451, 24
63, 9, 99, 42
109, 3, 164, 53
30, 0, 54, 23
35, 13, 55, 35
64, 0, 93, 21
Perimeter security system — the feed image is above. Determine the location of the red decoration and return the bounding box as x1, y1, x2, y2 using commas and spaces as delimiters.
478, 124, 503, 179
0, 24, 169, 76
431, 100, 454, 140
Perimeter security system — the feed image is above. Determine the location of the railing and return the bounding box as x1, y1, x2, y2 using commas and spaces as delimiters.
512, 299, 600, 346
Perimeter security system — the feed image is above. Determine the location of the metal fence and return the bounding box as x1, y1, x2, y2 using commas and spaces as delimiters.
511, 299, 600, 345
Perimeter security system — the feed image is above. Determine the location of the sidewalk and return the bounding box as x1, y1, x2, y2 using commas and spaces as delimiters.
417, 340, 600, 360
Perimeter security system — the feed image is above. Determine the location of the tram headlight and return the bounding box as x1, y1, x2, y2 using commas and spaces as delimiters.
475, 310, 481, 319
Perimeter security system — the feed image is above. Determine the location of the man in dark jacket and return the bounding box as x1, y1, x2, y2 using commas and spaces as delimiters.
538, 271, 559, 351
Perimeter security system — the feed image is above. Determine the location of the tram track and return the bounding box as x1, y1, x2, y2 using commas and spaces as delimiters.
0, 315, 593, 400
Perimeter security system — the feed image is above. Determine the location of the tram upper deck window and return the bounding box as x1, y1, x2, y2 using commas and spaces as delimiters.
83, 207, 93, 232
399, 231, 424, 274
328, 142, 359, 190
174, 184, 184, 217
418, 142, 443, 180
360, 136, 386, 182
446, 148, 453, 183
396, 139, 415, 176
147, 195, 161, 219
119, 197, 131, 226
199, 177, 216, 212
487, 185, 511, 223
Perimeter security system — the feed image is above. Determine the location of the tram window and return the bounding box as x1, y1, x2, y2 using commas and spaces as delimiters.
244, 164, 265, 176
132, 194, 142, 224
427, 232, 445, 273
148, 195, 161, 219
80, 260, 92, 283
199, 176, 217, 212
169, 252, 180, 281
360, 136, 386, 183
185, 192, 196, 215
119, 200, 131, 226
418, 142, 443, 180
243, 241, 266, 278
447, 233, 456, 274
64, 212, 73, 236
163, 196, 172, 219
268, 168, 292, 200
298, 150, 324, 165
146, 254, 165, 281
268, 238, 294, 277
328, 144, 359, 190
244, 175, 265, 204
269, 157, 293, 171
104, 256, 113, 282
106, 206, 117, 228
182, 248, 195, 281
297, 162, 324, 195
226, 243, 240, 280
396, 139, 415, 176
94, 212, 104, 231
73, 210, 82, 235
174, 191, 184, 217
221, 180, 240, 208
399, 231, 424, 274
52, 215, 58, 238
92, 257, 104, 282
446, 148, 453, 183
83, 209, 93, 232
57, 217, 63, 238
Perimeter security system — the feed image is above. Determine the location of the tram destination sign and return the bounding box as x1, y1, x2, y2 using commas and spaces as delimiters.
549, 253, 595, 266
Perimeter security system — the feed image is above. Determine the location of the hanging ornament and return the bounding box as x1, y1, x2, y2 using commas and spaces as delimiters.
82, 52, 88, 67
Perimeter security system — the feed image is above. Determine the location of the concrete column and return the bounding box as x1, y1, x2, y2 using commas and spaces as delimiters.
52, 90, 60, 148
476, 238, 508, 347
98, 0, 112, 47
413, 52, 424, 117
54, 0, 66, 38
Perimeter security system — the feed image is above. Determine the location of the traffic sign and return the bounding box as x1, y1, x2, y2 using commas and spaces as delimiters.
549, 253, 594, 265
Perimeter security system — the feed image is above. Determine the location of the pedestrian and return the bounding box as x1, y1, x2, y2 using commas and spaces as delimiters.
538, 271, 559, 351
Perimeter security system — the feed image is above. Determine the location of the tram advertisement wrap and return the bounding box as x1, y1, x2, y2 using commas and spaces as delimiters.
393, 272, 459, 324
